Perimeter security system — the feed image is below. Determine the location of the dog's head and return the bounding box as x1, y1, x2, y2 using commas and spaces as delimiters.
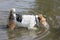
38, 14, 46, 21
38, 14, 48, 27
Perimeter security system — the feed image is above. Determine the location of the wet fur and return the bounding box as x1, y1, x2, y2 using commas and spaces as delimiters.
38, 14, 47, 26
7, 8, 47, 30
7, 10, 15, 30
7, 14, 47, 30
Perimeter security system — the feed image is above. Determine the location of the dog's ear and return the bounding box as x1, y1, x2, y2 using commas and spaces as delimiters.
38, 14, 43, 21
38, 14, 46, 22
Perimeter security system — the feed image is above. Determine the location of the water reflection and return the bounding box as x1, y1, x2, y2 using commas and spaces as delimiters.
7, 28, 36, 40
0, 25, 8, 40
7, 27, 49, 40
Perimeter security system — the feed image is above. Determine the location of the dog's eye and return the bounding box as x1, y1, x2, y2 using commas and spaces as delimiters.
38, 17, 41, 20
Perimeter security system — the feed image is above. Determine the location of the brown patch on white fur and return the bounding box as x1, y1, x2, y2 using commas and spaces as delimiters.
38, 14, 46, 26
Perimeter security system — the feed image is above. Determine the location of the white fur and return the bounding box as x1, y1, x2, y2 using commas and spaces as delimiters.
13, 13, 16, 20
11, 8, 16, 12
14, 15, 38, 30
13, 14, 49, 30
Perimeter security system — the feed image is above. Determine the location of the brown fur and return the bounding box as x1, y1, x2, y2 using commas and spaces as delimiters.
7, 10, 15, 30
7, 20, 15, 30
38, 14, 46, 26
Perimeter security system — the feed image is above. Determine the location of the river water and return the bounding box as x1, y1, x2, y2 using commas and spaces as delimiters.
0, 0, 60, 40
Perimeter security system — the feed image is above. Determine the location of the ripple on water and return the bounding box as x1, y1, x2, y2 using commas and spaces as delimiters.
56, 16, 60, 25
0, 29, 8, 40
6, 25, 49, 40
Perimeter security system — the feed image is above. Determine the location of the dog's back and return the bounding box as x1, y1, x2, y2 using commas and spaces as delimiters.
15, 15, 36, 27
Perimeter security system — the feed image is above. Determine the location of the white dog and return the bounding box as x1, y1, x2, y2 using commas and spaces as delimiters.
7, 8, 49, 30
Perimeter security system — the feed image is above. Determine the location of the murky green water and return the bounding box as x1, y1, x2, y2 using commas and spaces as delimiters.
0, 0, 60, 40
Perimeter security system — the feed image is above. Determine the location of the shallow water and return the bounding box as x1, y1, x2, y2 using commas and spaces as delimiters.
0, 0, 60, 40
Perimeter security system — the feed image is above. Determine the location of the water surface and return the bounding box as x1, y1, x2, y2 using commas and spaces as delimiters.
0, 0, 60, 40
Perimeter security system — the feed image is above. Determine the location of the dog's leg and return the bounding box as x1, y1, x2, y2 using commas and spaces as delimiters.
28, 23, 37, 30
